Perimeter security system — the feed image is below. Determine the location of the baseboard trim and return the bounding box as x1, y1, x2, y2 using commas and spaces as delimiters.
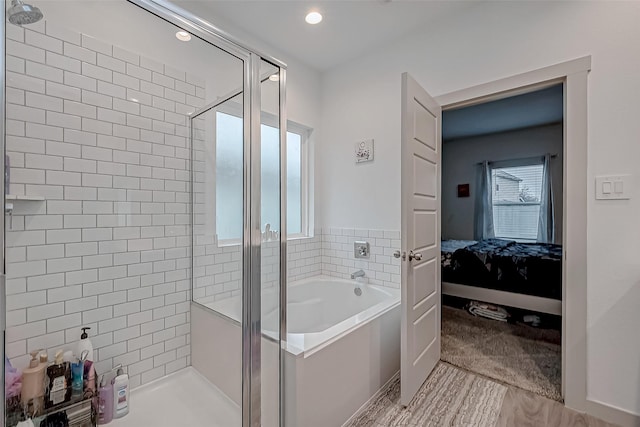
341, 371, 400, 427
586, 398, 640, 427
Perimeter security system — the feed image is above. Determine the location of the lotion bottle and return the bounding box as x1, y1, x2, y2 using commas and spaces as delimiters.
112, 367, 129, 418
98, 375, 113, 424
21, 350, 46, 410
77, 327, 94, 362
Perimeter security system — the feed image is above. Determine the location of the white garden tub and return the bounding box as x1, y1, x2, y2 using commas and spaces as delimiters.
191, 276, 401, 427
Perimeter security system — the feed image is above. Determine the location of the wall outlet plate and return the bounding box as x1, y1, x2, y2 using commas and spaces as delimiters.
354, 241, 370, 258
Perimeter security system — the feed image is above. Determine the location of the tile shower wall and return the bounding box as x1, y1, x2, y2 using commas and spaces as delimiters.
321, 228, 401, 288
287, 234, 322, 282
192, 233, 322, 306
192, 226, 393, 307
4, 21, 204, 388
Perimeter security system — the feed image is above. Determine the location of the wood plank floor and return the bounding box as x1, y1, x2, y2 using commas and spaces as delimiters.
496, 386, 619, 427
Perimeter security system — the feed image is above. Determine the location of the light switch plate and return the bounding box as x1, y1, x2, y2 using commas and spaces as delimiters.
595, 175, 632, 200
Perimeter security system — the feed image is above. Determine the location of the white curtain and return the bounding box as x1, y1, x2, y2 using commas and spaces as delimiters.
537, 154, 555, 243
474, 161, 494, 240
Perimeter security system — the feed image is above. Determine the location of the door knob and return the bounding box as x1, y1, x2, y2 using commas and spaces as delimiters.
393, 250, 406, 260
408, 250, 422, 261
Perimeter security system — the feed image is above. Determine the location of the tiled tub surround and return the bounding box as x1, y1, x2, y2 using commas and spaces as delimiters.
321, 228, 401, 289
192, 234, 322, 306
4, 21, 205, 387
192, 227, 396, 308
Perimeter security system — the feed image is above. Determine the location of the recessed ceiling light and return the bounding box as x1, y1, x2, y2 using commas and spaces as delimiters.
269, 74, 279, 82
176, 30, 191, 42
305, 11, 322, 25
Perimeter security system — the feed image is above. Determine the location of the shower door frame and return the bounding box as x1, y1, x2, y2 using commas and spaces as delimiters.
0, 1, 6, 425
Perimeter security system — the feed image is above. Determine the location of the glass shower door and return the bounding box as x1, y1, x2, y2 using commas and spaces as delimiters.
190, 54, 286, 426
1, 0, 286, 425
191, 94, 245, 427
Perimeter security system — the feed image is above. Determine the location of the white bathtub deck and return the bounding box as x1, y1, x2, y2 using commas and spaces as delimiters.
110, 367, 240, 427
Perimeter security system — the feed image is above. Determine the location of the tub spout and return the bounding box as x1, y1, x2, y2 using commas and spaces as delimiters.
350, 269, 365, 279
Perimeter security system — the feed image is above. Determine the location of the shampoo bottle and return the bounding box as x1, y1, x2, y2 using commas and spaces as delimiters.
112, 367, 129, 418
21, 350, 46, 411
98, 375, 113, 425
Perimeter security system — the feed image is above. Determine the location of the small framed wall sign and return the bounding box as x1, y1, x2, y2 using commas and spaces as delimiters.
355, 139, 374, 163
457, 184, 470, 197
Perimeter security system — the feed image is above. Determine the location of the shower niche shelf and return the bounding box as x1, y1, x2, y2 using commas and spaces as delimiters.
5, 196, 45, 229
6, 195, 46, 201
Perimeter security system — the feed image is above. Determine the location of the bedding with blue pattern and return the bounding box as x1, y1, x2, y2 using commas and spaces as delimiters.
441, 238, 562, 300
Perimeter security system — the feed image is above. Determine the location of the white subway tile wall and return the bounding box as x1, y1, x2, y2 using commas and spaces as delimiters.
287, 235, 322, 282
321, 228, 402, 288
5, 21, 204, 388
192, 226, 400, 307
191, 233, 322, 306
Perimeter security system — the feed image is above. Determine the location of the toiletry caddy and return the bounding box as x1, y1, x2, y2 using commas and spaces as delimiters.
6, 329, 100, 426
6, 371, 98, 427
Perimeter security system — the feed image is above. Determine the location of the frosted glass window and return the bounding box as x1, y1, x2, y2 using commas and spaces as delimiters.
261, 124, 280, 234
215, 112, 244, 241
216, 112, 306, 241
491, 164, 544, 241
287, 133, 302, 235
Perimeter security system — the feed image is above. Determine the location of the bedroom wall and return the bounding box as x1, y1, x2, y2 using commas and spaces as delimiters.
317, 0, 640, 419
442, 123, 563, 244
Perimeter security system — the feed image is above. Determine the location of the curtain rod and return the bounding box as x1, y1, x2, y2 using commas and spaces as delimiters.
477, 154, 558, 166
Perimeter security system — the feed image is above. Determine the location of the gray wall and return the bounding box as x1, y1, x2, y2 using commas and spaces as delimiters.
442, 123, 563, 244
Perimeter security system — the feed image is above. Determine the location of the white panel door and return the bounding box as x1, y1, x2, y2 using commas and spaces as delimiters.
400, 73, 441, 406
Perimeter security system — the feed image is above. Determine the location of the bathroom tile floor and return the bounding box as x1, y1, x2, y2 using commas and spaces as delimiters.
110, 368, 240, 427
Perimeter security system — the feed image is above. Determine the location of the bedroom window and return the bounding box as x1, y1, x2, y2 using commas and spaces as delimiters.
215, 111, 310, 242
491, 164, 544, 241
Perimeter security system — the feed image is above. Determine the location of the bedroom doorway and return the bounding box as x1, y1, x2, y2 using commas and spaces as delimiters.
429, 57, 590, 412
439, 83, 564, 400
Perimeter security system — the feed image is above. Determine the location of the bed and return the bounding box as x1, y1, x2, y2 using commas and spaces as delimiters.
441, 238, 563, 315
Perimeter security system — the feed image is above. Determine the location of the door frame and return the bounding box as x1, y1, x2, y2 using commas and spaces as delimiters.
434, 56, 590, 413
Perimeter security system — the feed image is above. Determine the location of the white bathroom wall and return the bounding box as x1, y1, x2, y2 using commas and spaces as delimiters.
442, 124, 563, 243
5, 19, 203, 388
318, 1, 640, 417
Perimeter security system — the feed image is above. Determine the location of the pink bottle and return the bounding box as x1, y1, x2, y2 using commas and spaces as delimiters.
98, 375, 113, 424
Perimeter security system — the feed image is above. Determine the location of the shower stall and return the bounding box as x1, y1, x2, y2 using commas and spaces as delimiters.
1, 0, 286, 425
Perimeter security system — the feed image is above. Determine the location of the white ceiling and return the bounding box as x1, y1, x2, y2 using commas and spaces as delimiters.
175, 1, 478, 70
443, 84, 564, 141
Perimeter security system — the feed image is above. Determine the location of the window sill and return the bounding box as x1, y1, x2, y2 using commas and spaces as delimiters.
216, 235, 314, 248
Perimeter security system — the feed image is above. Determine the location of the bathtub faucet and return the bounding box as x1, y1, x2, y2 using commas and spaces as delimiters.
350, 269, 365, 279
